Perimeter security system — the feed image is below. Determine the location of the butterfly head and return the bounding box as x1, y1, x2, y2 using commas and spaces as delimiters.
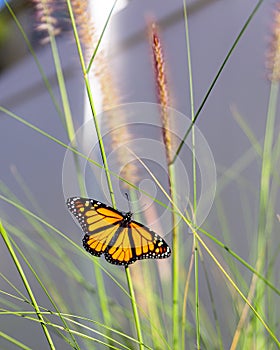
122, 211, 133, 225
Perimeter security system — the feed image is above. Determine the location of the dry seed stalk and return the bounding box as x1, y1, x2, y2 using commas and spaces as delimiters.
267, 3, 280, 81
33, 0, 62, 44
150, 22, 172, 165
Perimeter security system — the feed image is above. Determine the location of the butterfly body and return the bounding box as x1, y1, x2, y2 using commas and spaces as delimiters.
66, 197, 171, 267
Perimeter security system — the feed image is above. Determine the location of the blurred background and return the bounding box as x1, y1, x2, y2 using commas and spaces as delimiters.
0, 0, 279, 348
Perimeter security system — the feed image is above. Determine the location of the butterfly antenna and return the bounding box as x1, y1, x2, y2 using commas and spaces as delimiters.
125, 192, 132, 213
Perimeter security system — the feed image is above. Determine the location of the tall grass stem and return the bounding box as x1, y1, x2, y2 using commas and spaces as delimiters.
0, 222, 56, 350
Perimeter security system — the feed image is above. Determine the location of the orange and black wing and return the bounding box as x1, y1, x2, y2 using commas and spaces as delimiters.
66, 197, 124, 258
104, 220, 171, 266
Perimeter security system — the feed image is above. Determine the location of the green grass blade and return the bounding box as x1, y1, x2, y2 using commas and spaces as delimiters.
4, 0, 65, 127
0, 222, 56, 350
197, 226, 280, 296
195, 233, 280, 348
172, 0, 265, 163
254, 80, 279, 349
0, 330, 32, 350
86, 0, 118, 73
66, 0, 116, 207
182, 1, 200, 348
125, 267, 144, 350
9, 236, 80, 349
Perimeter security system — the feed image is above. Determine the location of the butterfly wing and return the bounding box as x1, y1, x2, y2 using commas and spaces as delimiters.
66, 197, 124, 257
104, 220, 171, 266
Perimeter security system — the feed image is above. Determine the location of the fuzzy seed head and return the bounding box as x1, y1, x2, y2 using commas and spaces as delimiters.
150, 22, 172, 165
72, 0, 96, 59
32, 0, 69, 44
267, 4, 280, 81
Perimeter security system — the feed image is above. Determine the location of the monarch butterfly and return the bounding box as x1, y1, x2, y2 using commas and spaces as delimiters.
66, 197, 171, 267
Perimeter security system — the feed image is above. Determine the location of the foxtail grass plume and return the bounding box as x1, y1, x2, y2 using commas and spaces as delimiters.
71, 0, 140, 186
150, 21, 172, 165
100, 71, 140, 189
33, 0, 67, 44
33, 0, 140, 187
267, 4, 280, 81
71, 0, 96, 60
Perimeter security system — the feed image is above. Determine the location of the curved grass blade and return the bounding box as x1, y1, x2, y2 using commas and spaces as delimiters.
0, 222, 56, 350
172, 0, 265, 164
